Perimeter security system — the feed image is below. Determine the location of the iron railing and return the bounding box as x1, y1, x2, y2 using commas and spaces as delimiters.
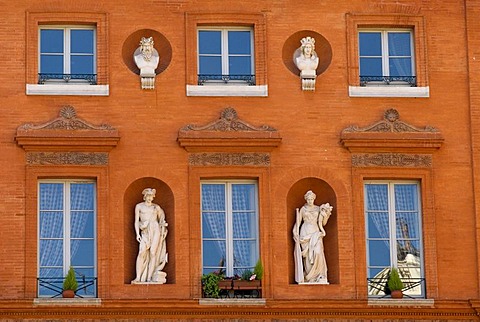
37, 275, 97, 298
367, 277, 426, 299
198, 74, 256, 85
38, 73, 97, 85
360, 76, 416, 87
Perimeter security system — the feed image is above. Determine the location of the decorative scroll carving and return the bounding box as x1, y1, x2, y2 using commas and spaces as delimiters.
18, 105, 115, 131
352, 153, 432, 167
189, 153, 270, 166
181, 107, 276, 132
343, 109, 438, 133
26, 152, 108, 165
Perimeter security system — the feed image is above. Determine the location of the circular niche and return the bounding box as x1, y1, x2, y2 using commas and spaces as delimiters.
122, 29, 172, 75
282, 30, 332, 77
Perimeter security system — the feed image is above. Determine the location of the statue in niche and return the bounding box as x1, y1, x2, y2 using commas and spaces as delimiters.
293, 36, 319, 91
293, 190, 333, 284
133, 37, 160, 89
132, 188, 168, 284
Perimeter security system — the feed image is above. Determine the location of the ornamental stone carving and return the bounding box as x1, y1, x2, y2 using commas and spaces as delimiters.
189, 153, 270, 166
351, 153, 432, 168
134, 37, 160, 90
293, 37, 319, 91
26, 152, 108, 165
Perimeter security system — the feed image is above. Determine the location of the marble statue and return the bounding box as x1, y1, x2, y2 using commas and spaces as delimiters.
293, 190, 333, 284
132, 188, 168, 284
293, 36, 319, 91
133, 37, 160, 89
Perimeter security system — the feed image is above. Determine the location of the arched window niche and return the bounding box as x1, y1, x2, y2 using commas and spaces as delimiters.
123, 177, 175, 284
287, 177, 339, 285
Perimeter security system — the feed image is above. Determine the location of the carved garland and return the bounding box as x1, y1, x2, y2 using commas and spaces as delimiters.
189, 153, 270, 166
26, 152, 108, 165
352, 153, 432, 168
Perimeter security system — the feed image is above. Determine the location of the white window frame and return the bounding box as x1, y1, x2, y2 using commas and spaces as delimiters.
37, 179, 97, 297
197, 27, 255, 84
364, 180, 425, 298
201, 180, 259, 277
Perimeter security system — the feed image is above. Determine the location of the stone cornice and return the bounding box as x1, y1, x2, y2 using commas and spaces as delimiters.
178, 107, 281, 152
341, 109, 444, 153
15, 106, 120, 152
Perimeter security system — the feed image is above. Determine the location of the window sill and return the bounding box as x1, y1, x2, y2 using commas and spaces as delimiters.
199, 298, 266, 306
186, 85, 268, 97
33, 298, 101, 306
368, 298, 434, 307
349, 86, 429, 98
26, 84, 109, 96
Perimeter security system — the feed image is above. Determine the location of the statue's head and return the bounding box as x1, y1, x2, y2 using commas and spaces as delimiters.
304, 190, 316, 201
300, 37, 316, 58
139, 37, 154, 61
142, 188, 156, 200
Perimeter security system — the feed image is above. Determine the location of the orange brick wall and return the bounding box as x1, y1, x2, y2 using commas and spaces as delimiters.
0, 0, 479, 319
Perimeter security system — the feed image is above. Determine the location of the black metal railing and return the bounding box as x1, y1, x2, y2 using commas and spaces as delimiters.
198, 74, 256, 85
360, 76, 416, 87
367, 277, 425, 299
38, 73, 97, 85
37, 275, 97, 298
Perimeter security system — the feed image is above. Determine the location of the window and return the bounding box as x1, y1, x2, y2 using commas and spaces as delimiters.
39, 26, 96, 84
359, 30, 415, 86
365, 181, 425, 298
201, 180, 259, 276
38, 180, 97, 297
198, 28, 254, 85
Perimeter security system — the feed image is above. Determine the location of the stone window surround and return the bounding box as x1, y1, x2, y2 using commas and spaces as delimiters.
25, 12, 109, 96
185, 12, 268, 97
346, 13, 429, 98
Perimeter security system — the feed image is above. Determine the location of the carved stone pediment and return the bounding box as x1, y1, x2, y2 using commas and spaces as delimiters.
178, 107, 281, 152
340, 109, 443, 153
16, 105, 120, 152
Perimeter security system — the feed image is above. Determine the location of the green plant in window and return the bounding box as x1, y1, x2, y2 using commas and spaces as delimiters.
201, 272, 222, 298
241, 269, 254, 281
63, 266, 78, 291
253, 259, 264, 280
387, 267, 404, 291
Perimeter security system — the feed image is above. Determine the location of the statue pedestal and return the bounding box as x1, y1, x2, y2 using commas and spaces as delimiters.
131, 272, 167, 285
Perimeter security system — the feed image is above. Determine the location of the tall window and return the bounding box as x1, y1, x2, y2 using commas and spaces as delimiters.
197, 28, 254, 85
38, 180, 96, 297
364, 181, 424, 297
359, 30, 415, 86
39, 26, 96, 84
201, 180, 259, 276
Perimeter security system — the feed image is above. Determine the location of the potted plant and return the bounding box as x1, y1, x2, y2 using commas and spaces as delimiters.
201, 272, 223, 298
387, 267, 404, 299
62, 266, 78, 298
253, 259, 264, 281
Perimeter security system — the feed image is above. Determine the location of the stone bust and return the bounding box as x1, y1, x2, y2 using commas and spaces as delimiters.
133, 37, 160, 89
293, 36, 319, 91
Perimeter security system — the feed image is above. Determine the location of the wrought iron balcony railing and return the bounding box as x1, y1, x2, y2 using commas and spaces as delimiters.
360, 76, 417, 87
37, 276, 97, 298
367, 277, 426, 299
198, 74, 256, 86
38, 73, 97, 85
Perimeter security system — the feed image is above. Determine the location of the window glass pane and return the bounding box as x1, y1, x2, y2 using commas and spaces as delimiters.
40, 212, 63, 238
71, 183, 95, 210
203, 240, 226, 267
202, 184, 225, 210
367, 212, 389, 239
199, 56, 222, 75
74, 267, 96, 297
359, 32, 382, 56
40, 183, 64, 210
71, 211, 94, 238
71, 29, 94, 54
40, 55, 64, 74
71, 55, 94, 74
394, 184, 418, 211
40, 29, 64, 53
38, 267, 63, 296
39, 240, 63, 266
233, 240, 257, 269
388, 32, 411, 56
228, 30, 251, 55
367, 240, 390, 267
232, 211, 256, 238
396, 212, 420, 240
198, 30, 221, 54
359, 58, 382, 76
71, 239, 95, 266
202, 212, 226, 239
232, 184, 255, 211
389, 58, 412, 76
228, 56, 252, 75
365, 184, 388, 211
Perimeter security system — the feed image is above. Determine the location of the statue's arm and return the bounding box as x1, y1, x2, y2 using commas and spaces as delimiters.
134, 204, 141, 242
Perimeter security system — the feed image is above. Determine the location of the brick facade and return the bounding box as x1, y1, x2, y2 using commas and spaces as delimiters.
1, 0, 480, 320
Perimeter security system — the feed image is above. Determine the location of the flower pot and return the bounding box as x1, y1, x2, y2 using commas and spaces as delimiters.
390, 290, 403, 299
62, 290, 75, 298
233, 279, 261, 289
218, 279, 233, 290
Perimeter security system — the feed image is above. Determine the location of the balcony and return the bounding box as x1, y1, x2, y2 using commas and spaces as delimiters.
38, 73, 97, 85
198, 74, 256, 85
360, 76, 416, 87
